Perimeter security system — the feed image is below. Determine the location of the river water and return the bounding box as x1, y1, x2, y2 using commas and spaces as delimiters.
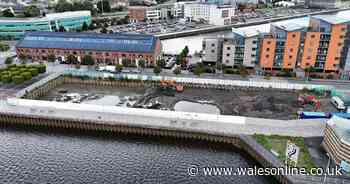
0, 126, 277, 184
161, 10, 350, 55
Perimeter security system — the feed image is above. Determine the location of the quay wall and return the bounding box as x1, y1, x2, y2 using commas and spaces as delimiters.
0, 112, 293, 184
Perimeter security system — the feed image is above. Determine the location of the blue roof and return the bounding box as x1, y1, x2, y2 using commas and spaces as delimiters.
16, 32, 158, 53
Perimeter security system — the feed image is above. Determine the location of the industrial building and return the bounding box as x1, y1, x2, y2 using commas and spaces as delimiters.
15, 32, 162, 66
0, 11, 91, 40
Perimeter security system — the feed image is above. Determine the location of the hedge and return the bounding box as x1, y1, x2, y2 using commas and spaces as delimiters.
12, 75, 24, 84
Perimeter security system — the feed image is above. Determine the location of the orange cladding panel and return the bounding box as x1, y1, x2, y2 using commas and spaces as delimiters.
325, 24, 347, 71
259, 38, 276, 69
301, 32, 321, 69
282, 32, 301, 69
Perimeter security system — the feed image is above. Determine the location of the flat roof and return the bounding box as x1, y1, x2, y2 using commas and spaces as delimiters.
327, 115, 350, 145
0, 11, 91, 23
272, 23, 305, 32
312, 14, 350, 25
16, 32, 158, 53
232, 28, 260, 37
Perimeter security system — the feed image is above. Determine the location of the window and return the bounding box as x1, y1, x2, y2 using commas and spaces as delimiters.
211, 43, 215, 47
267, 41, 271, 44
265, 54, 269, 58
290, 48, 293, 52
292, 34, 296, 38
307, 56, 311, 60
289, 55, 293, 59
266, 48, 270, 51
226, 47, 231, 50
226, 54, 230, 57
211, 50, 215, 53
311, 34, 315, 38
226, 60, 229, 63
252, 40, 257, 44
338, 43, 342, 47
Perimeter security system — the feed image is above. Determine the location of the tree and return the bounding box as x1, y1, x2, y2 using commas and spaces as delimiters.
23, 5, 40, 17
54, 0, 73, 12
66, 54, 78, 64
194, 64, 204, 76
100, 27, 108, 34
82, 22, 88, 31
58, 26, 66, 32
153, 66, 161, 75
115, 64, 123, 73
238, 65, 248, 78
18, 54, 27, 64
2, 9, 14, 17
97, 0, 111, 13
4, 57, 13, 65
156, 59, 166, 68
47, 54, 55, 63
138, 59, 145, 69
121, 58, 130, 67
1, 75, 11, 83
0, 42, 10, 52
173, 67, 181, 75
81, 55, 95, 66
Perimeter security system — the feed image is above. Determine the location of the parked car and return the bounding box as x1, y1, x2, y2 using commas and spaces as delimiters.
331, 96, 346, 111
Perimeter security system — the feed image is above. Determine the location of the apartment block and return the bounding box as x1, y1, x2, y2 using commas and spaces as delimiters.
260, 23, 305, 70
222, 29, 260, 68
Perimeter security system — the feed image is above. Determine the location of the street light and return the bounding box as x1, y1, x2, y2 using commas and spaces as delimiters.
323, 153, 330, 184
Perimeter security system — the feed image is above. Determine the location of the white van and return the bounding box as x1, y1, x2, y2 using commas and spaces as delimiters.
331, 96, 346, 110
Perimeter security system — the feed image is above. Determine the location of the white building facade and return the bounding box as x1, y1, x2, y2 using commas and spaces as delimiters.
184, 3, 235, 25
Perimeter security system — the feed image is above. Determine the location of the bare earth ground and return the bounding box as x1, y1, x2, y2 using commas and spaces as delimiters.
38, 84, 336, 120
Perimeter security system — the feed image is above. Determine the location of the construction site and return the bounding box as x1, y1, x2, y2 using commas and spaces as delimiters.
36, 76, 337, 120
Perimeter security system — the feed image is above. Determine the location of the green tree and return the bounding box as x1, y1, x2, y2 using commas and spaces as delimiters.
153, 66, 161, 75
66, 54, 78, 64
173, 67, 181, 75
23, 5, 40, 17
12, 75, 24, 85
121, 58, 130, 67
97, 0, 111, 13
194, 64, 204, 76
115, 64, 123, 73
82, 22, 89, 31
156, 59, 166, 68
18, 54, 27, 64
47, 54, 55, 63
2, 9, 14, 17
138, 59, 145, 69
4, 57, 13, 65
54, 0, 73, 12
58, 25, 66, 32
0, 42, 10, 52
100, 27, 108, 34
81, 55, 95, 66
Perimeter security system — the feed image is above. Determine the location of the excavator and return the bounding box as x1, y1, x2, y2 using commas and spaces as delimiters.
298, 95, 321, 110
160, 80, 184, 94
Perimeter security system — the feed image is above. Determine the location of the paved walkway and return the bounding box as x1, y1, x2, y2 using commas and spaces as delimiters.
1, 98, 326, 137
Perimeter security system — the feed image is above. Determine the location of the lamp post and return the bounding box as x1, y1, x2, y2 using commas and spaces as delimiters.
323, 153, 330, 184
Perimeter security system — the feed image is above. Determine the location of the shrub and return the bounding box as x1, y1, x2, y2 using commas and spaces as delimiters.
22, 72, 32, 80
1, 75, 11, 83
4, 57, 13, 65
29, 68, 39, 76
32, 64, 46, 73
12, 75, 24, 84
